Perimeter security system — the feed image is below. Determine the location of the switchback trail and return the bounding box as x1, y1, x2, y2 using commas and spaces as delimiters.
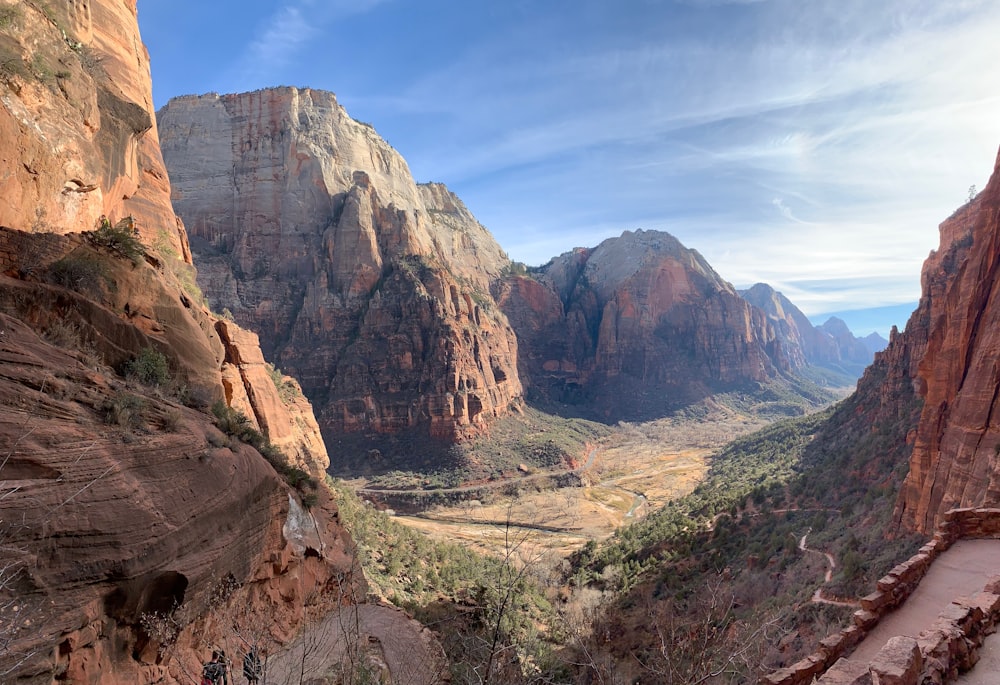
799, 528, 860, 608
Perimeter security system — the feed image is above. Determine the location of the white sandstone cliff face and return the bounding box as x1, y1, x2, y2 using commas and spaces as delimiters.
158, 87, 522, 448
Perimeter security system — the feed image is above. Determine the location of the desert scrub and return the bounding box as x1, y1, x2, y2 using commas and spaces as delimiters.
48, 253, 108, 294
265, 363, 300, 403
123, 347, 171, 387
89, 216, 145, 264
102, 392, 145, 429
0, 5, 21, 30
210, 400, 318, 498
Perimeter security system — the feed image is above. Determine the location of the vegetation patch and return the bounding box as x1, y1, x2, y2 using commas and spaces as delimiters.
210, 400, 318, 503
122, 347, 171, 387
101, 392, 145, 429
88, 216, 146, 264
48, 252, 108, 295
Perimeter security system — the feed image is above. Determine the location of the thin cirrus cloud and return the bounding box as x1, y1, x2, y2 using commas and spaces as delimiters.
226, 0, 393, 89
139, 0, 1000, 336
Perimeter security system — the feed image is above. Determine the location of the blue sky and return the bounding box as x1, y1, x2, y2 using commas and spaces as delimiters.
138, 0, 1000, 337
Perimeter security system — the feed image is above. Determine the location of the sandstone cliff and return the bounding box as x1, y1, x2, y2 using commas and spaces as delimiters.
0, 2, 351, 680
891, 149, 1000, 533
157, 88, 522, 452
496, 230, 795, 419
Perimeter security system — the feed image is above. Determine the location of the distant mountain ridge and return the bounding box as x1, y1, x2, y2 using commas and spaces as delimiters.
739, 283, 887, 385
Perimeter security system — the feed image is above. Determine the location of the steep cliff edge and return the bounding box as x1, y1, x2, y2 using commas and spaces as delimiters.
496, 230, 799, 420
892, 149, 1000, 533
0, 2, 352, 681
158, 88, 522, 449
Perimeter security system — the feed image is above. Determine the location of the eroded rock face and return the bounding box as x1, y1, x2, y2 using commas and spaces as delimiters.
497, 230, 790, 419
0, 2, 346, 680
0, 305, 356, 684
158, 88, 522, 446
892, 148, 1000, 533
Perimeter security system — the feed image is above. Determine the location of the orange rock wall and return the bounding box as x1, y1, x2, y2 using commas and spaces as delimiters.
893, 150, 1000, 534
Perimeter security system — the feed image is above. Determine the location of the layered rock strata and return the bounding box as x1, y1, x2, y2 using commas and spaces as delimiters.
158, 88, 522, 445
0, 2, 351, 681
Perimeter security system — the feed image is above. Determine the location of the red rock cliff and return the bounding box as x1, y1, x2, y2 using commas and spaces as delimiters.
892, 148, 1000, 533
496, 230, 792, 419
0, 2, 351, 681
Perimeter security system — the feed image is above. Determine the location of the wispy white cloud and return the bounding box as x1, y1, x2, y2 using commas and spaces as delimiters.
230, 0, 393, 88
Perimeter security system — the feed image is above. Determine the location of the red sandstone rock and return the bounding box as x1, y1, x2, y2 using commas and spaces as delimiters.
499, 230, 791, 419
892, 148, 1000, 533
869, 636, 921, 684
0, 3, 355, 681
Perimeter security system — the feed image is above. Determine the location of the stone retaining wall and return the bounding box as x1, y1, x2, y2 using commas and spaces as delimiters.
0, 226, 81, 277
761, 508, 1000, 685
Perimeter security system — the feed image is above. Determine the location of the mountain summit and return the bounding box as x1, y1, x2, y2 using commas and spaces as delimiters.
158, 88, 523, 453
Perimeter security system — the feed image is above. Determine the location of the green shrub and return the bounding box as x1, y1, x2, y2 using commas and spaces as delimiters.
123, 347, 170, 387
0, 6, 21, 30
90, 216, 145, 264
211, 399, 249, 436
49, 253, 107, 294
210, 399, 317, 493
102, 392, 145, 428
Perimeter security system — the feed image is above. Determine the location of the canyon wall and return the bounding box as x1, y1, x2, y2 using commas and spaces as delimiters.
892, 149, 1000, 534
158, 88, 522, 448
740, 283, 884, 382
0, 2, 351, 681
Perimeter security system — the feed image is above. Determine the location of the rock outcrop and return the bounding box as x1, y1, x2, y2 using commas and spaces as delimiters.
157, 88, 522, 448
496, 230, 793, 419
0, 2, 351, 681
891, 149, 1000, 533
739, 283, 884, 382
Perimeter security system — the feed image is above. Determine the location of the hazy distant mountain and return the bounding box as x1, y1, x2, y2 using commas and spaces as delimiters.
739, 284, 880, 384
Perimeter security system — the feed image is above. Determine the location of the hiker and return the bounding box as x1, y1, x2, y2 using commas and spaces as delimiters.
201, 649, 229, 685
243, 646, 263, 684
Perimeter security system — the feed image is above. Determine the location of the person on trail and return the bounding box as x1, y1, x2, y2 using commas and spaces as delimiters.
201, 649, 229, 685
243, 646, 263, 684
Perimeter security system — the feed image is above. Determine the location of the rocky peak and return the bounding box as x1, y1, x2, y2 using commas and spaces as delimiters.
863, 331, 889, 355
498, 229, 791, 419
739, 284, 880, 381
158, 88, 522, 457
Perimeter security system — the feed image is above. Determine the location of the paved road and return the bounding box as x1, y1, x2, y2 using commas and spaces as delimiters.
840, 539, 1000, 677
